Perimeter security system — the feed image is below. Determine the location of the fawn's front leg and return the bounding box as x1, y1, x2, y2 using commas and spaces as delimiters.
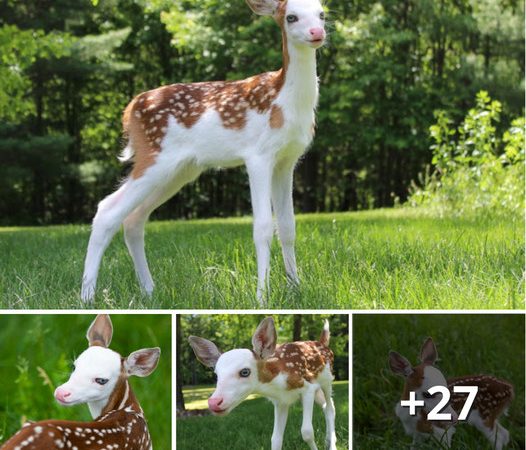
271, 401, 290, 450
246, 157, 274, 302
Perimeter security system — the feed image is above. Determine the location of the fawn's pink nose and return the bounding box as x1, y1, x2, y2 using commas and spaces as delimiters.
208, 397, 224, 412
309, 27, 325, 41
54, 387, 72, 403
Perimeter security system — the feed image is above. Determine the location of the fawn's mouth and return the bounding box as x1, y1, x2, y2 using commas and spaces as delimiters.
308, 39, 325, 48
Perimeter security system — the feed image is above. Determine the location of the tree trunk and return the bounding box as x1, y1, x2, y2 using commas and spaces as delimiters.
292, 315, 302, 341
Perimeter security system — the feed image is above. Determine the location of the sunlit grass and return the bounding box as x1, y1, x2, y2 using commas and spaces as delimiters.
0, 209, 523, 309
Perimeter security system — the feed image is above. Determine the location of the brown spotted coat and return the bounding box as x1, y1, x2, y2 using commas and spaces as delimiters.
257, 340, 334, 390
402, 367, 514, 433
121, 0, 294, 179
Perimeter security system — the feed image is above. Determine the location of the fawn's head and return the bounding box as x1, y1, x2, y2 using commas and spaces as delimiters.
189, 317, 277, 415
389, 337, 458, 423
54, 314, 160, 409
246, 0, 326, 49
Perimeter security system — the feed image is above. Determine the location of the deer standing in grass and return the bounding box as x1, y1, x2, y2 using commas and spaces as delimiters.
389, 337, 514, 450
80, 0, 327, 302
0, 315, 161, 450
189, 317, 337, 450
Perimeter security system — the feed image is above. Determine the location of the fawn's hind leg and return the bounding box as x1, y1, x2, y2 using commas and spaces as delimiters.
123, 163, 201, 294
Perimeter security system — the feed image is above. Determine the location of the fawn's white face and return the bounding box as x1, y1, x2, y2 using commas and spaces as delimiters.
208, 349, 258, 415
417, 365, 457, 421
55, 346, 122, 406
282, 0, 326, 48
389, 338, 458, 424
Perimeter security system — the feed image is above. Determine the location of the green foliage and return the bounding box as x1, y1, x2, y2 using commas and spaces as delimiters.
353, 314, 525, 449
0, 25, 72, 121
179, 314, 349, 386
0, 210, 522, 309
0, 315, 171, 449
0, 0, 524, 224
409, 91, 525, 218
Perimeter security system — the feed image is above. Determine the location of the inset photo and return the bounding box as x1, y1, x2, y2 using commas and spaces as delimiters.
176, 314, 349, 449
0, 314, 171, 450
353, 313, 525, 449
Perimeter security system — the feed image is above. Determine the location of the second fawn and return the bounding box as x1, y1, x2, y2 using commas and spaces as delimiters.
189, 317, 337, 450
81, 0, 327, 303
0, 315, 161, 450
389, 337, 514, 450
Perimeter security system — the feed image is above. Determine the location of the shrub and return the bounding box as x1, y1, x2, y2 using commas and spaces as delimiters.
408, 91, 524, 218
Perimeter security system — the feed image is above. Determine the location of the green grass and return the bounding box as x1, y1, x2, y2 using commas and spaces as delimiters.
177, 381, 349, 450
353, 314, 525, 449
0, 209, 523, 309
0, 315, 171, 450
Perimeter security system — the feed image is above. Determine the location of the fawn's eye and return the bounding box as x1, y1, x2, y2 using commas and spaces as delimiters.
95, 378, 109, 385
286, 14, 298, 23
423, 391, 435, 399
239, 368, 251, 378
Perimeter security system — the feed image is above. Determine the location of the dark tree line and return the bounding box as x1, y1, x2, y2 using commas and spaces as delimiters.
0, 0, 523, 225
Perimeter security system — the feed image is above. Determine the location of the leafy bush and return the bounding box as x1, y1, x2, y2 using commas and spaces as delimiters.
408, 91, 525, 218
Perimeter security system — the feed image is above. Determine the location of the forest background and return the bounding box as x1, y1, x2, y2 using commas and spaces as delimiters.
1, 0, 523, 226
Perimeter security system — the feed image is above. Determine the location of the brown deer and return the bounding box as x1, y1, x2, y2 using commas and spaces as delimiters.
389, 337, 514, 449
189, 317, 336, 450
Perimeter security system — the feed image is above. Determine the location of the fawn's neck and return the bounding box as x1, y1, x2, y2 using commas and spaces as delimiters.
89, 376, 141, 419
281, 36, 319, 112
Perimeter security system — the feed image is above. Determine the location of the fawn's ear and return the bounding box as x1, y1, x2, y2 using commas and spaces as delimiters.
246, 0, 280, 16
389, 351, 414, 377
86, 314, 113, 348
189, 336, 222, 368
252, 317, 277, 359
125, 348, 161, 377
420, 337, 438, 365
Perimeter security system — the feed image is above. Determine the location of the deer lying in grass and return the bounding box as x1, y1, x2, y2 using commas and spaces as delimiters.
189, 317, 336, 450
81, 0, 327, 303
0, 315, 161, 450
389, 337, 514, 450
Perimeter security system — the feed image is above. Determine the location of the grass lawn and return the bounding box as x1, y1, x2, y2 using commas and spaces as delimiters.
177, 381, 349, 450
0, 209, 523, 309
353, 314, 525, 449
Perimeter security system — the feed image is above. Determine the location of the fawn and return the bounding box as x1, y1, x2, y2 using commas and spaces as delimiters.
389, 337, 513, 449
81, 0, 327, 302
0, 315, 161, 450
189, 317, 337, 450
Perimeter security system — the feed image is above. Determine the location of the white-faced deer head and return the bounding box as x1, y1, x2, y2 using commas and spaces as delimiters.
1, 314, 161, 450
189, 317, 337, 450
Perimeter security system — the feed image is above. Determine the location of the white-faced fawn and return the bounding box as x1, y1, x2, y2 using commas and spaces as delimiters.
0, 315, 161, 450
389, 337, 514, 449
81, 0, 327, 303
189, 317, 336, 450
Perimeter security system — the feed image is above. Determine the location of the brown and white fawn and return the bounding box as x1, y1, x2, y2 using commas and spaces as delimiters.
189, 317, 336, 450
0, 315, 161, 450
389, 337, 514, 449
81, 0, 327, 303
